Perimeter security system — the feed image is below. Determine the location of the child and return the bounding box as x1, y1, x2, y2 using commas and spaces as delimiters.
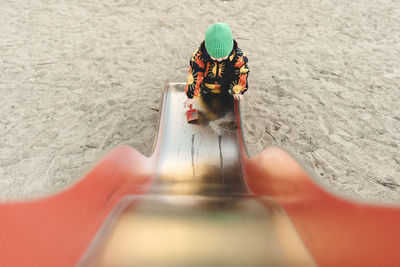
183, 23, 249, 108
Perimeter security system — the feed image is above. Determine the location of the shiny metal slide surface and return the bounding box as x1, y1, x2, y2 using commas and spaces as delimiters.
79, 83, 315, 266
3, 82, 400, 267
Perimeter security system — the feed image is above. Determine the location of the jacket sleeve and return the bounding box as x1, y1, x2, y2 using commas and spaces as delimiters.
185, 48, 206, 99
229, 49, 249, 95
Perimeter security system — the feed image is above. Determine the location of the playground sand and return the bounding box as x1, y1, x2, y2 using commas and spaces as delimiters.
1, 0, 399, 203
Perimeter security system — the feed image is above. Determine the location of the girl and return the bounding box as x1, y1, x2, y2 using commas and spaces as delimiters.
183, 23, 249, 108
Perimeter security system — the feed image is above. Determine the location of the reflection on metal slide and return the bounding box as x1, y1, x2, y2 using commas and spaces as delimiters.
0, 82, 399, 267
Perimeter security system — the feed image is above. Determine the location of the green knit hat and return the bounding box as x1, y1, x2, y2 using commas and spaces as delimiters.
205, 23, 234, 58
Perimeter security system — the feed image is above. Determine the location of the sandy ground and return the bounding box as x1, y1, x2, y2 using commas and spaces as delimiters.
1, 0, 399, 203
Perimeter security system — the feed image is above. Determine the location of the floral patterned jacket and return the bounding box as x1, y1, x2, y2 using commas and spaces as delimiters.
185, 40, 249, 99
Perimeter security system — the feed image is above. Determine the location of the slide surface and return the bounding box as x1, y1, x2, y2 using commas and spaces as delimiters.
1, 82, 400, 267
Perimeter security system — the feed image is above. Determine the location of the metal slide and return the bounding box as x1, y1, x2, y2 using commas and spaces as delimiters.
0, 82, 399, 266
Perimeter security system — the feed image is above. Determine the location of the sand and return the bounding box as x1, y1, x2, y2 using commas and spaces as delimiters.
1, 0, 399, 203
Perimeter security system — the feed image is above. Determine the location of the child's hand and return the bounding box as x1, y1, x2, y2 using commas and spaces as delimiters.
183, 98, 196, 108
233, 94, 244, 101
